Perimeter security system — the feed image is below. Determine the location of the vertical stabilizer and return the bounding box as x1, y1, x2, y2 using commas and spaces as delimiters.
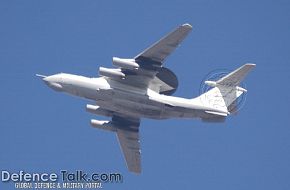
192, 64, 256, 114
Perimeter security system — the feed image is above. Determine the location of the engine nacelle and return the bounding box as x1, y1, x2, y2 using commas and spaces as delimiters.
86, 104, 113, 117
90, 119, 116, 132
112, 57, 139, 69
99, 67, 125, 79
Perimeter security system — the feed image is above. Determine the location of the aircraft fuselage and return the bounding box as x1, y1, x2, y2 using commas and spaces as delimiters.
42, 73, 220, 120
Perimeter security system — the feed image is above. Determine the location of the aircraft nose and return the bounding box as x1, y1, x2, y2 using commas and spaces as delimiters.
42, 76, 52, 83
38, 74, 63, 91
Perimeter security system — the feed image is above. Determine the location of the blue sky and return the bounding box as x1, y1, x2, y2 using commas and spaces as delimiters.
1, 0, 290, 189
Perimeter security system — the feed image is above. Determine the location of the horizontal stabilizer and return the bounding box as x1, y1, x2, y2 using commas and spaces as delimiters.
216, 63, 256, 86
205, 111, 228, 117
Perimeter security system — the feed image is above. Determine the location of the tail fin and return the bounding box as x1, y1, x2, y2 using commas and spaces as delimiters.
193, 64, 256, 114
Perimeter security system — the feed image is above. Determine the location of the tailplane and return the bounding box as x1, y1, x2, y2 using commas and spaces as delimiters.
192, 63, 256, 114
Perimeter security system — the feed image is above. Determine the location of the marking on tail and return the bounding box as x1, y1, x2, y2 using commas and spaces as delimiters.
194, 63, 256, 115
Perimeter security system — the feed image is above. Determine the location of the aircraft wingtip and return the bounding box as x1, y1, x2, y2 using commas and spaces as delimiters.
245, 63, 256, 67
182, 23, 192, 29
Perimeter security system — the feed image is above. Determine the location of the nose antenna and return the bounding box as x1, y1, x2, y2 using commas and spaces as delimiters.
36, 74, 47, 78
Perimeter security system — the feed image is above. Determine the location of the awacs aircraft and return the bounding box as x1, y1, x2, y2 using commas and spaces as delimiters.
37, 23, 255, 173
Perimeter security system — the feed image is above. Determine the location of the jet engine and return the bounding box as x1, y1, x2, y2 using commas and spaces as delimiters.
86, 104, 113, 117
90, 119, 116, 132
112, 57, 139, 69
99, 67, 125, 79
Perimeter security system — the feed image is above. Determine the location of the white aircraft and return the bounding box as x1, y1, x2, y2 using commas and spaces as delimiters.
37, 23, 255, 173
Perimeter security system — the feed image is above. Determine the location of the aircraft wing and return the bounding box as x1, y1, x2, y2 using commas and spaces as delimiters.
99, 24, 192, 94
113, 116, 141, 173
135, 23, 192, 64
